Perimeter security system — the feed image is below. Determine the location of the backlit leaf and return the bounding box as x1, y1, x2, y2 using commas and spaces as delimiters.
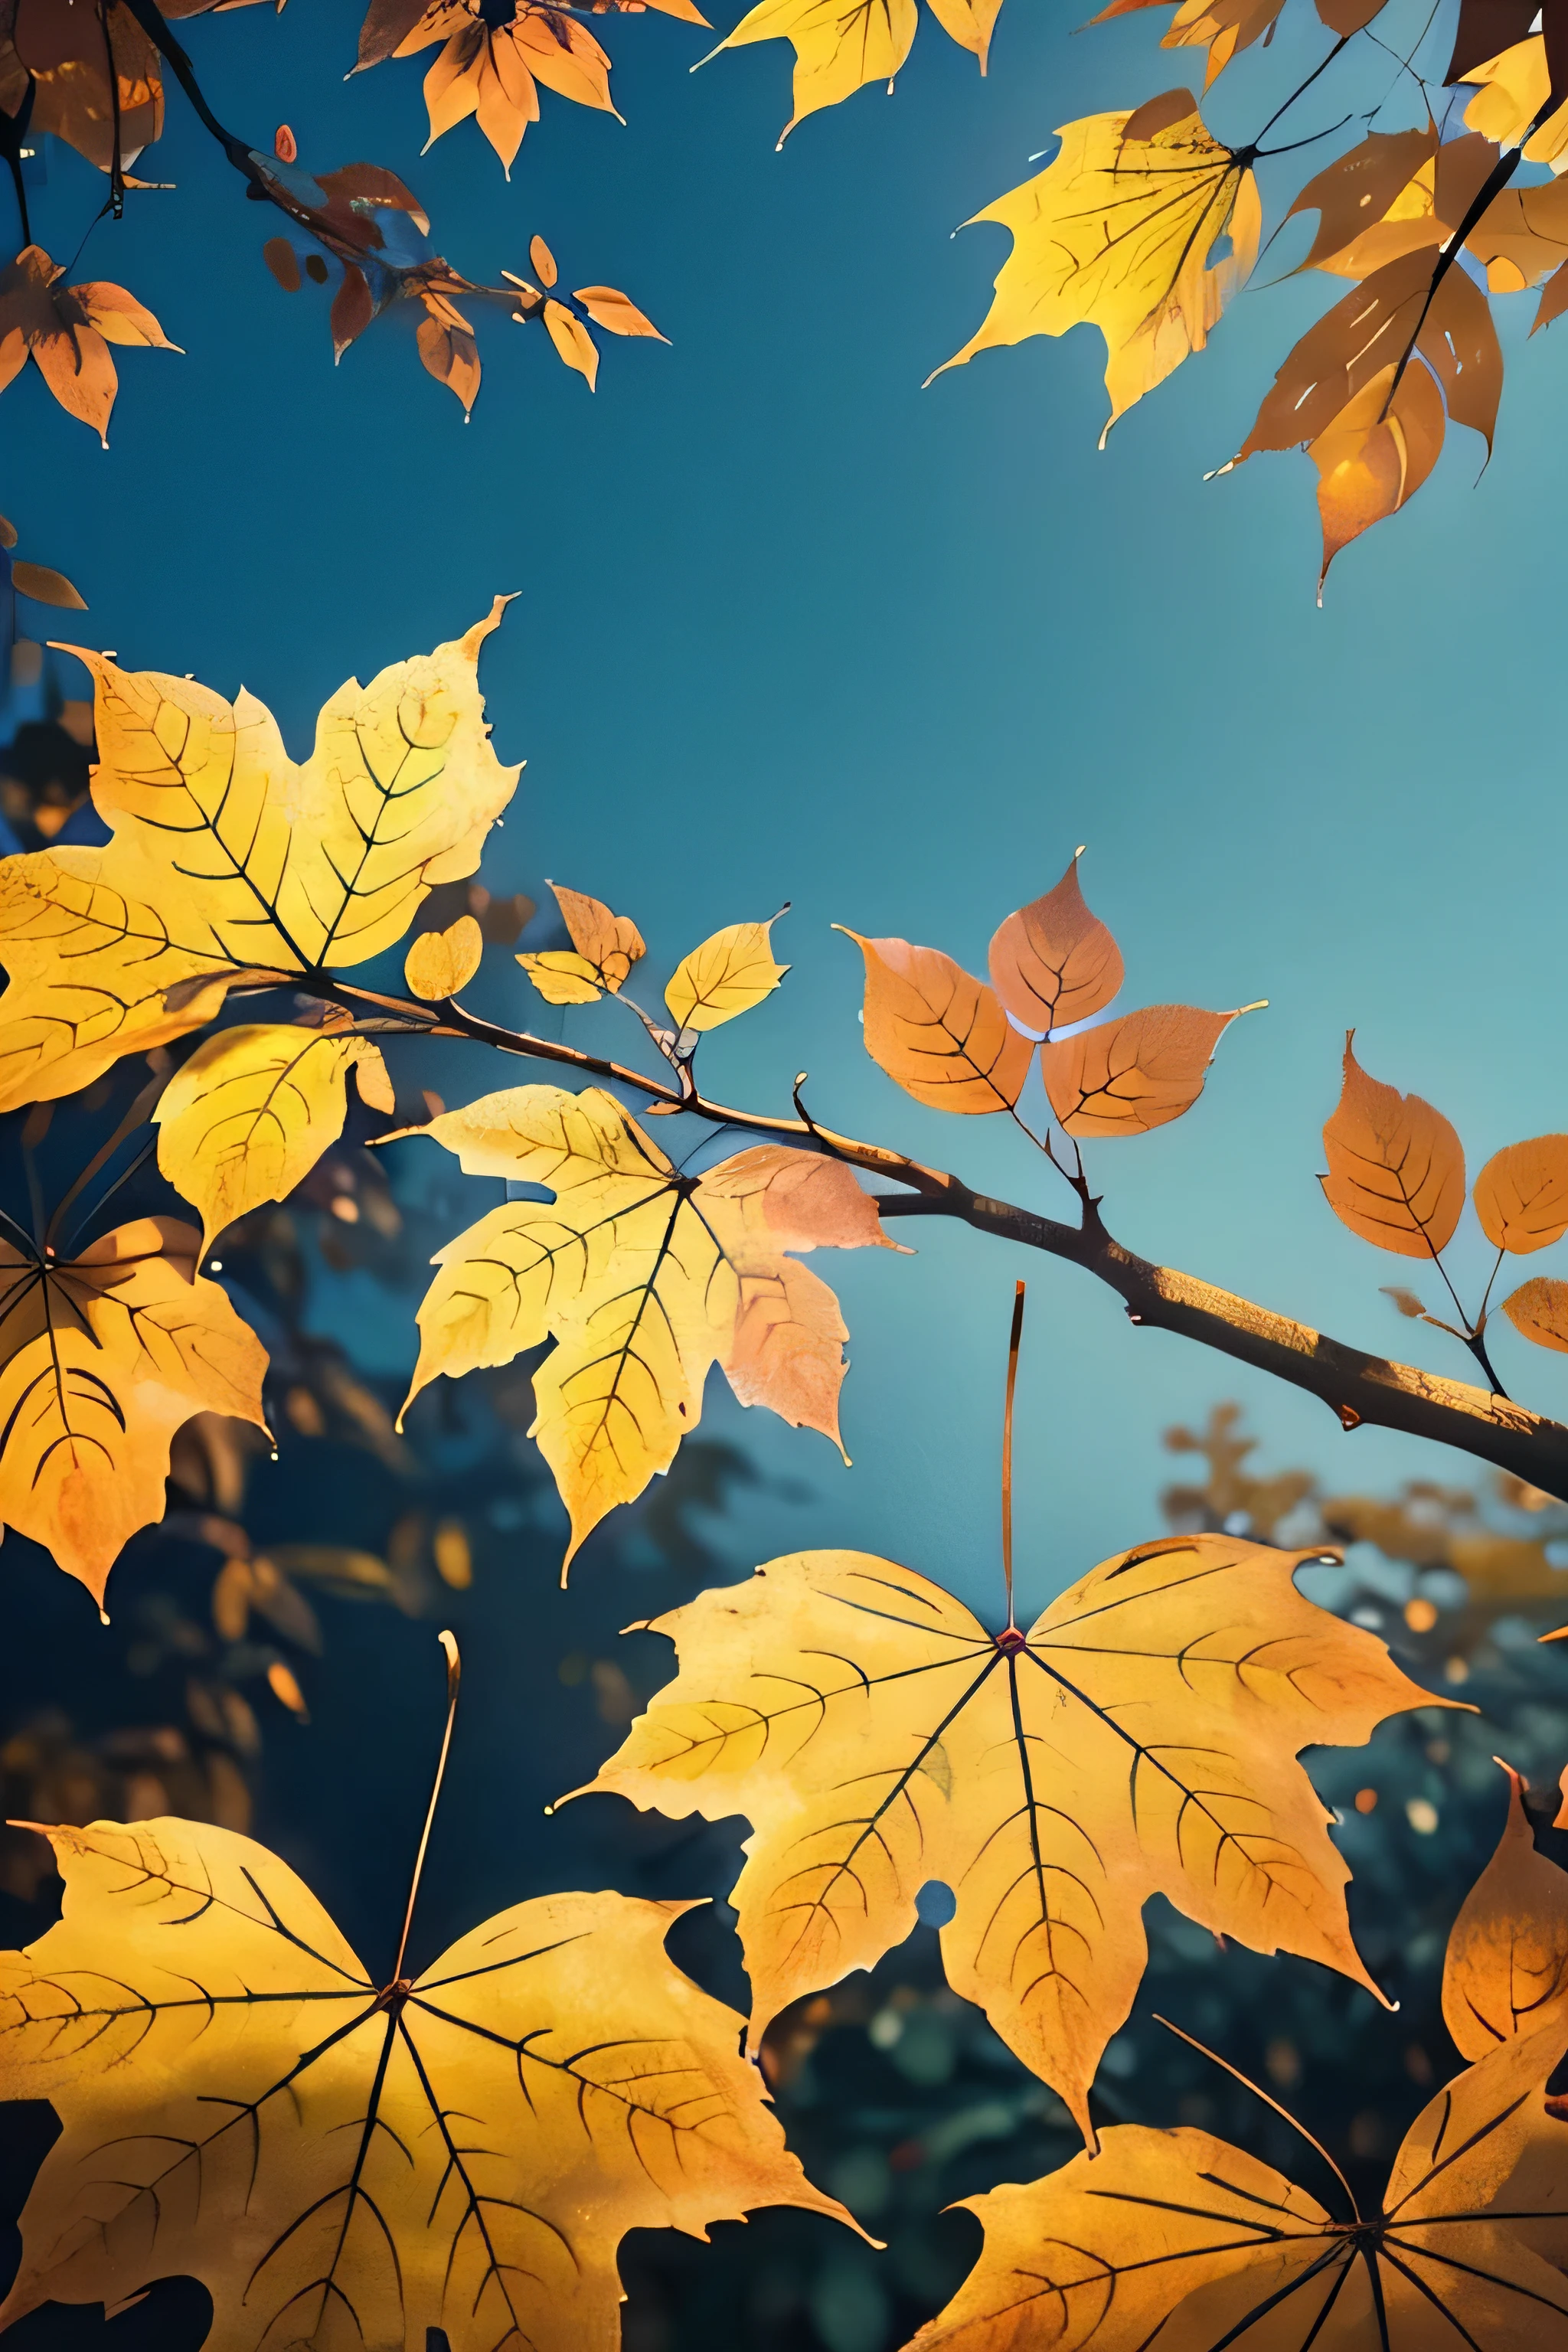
575, 1535, 1440, 2141
665, 917, 787, 1034
547, 879, 646, 991
1443, 1761, 1568, 2058
928, 96, 1260, 445
1040, 1002, 1249, 1136
0, 1219, 267, 1603
0, 245, 178, 446
516, 950, 606, 1004
544, 297, 599, 387
405, 913, 484, 999
0, 604, 518, 1111
1475, 1136, 1568, 1254
904, 2025, 1568, 2350
707, 0, 920, 148
987, 854, 1122, 1036
1502, 1276, 1568, 1352
155, 1025, 394, 1251
1320, 1033, 1465, 1259
397, 1086, 893, 1570
0, 1818, 852, 2347
573, 285, 669, 339
840, 929, 1031, 1112
923, 0, 1004, 70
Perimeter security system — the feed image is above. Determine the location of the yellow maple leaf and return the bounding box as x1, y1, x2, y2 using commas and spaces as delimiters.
906, 2021, 1568, 2348
573, 1534, 1445, 2142
0, 1217, 268, 1603
393, 1085, 897, 1572
154, 1023, 395, 1252
928, 91, 1259, 445
0, 1810, 853, 2347
0, 603, 518, 1112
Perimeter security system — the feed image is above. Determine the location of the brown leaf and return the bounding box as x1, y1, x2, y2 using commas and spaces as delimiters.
838, 929, 1031, 1114
316, 164, 430, 237
416, 305, 481, 413
1443, 1760, 1568, 2058
1288, 126, 1439, 275
9, 564, 85, 610
1502, 1276, 1568, 1352
1446, 0, 1537, 83
1320, 1032, 1465, 1259
329, 263, 375, 359
0, 246, 177, 446
1041, 1003, 1248, 1136
987, 853, 1122, 1035
1474, 1136, 1568, 1254
262, 237, 302, 292
353, 0, 436, 69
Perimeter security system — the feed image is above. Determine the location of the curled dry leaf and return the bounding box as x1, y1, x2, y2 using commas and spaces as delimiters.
1040, 1002, 1250, 1137
575, 1535, 1444, 2145
0, 1220, 268, 1602
905, 2025, 1568, 2351
0, 1818, 853, 2348
1443, 1760, 1568, 2058
987, 853, 1122, 1036
840, 929, 1031, 1112
395, 1086, 893, 1570
0, 604, 518, 1112
665, 917, 787, 1034
154, 1026, 396, 1252
1319, 1032, 1466, 1259
404, 913, 484, 1000
1475, 1135, 1568, 1254
0, 246, 178, 446
1502, 1275, 1568, 1353
928, 96, 1259, 446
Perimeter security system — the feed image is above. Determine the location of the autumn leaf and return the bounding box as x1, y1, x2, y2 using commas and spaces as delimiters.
406, 913, 485, 999
705, 0, 918, 146
154, 1025, 395, 1252
1475, 1135, 1568, 1253
0, 1815, 852, 2347
904, 2023, 1568, 2350
1319, 1032, 1466, 1259
394, 1085, 896, 1570
928, 93, 1259, 446
987, 853, 1122, 1037
0, 603, 518, 1112
1040, 1001, 1255, 1136
1463, 36, 1568, 173
0, 1217, 268, 1604
0, 245, 178, 445
1227, 247, 1502, 594
665, 916, 788, 1034
573, 284, 669, 339
544, 296, 600, 387
518, 879, 645, 1004
573, 1534, 1442, 2142
1443, 1761, 1568, 2057
1501, 1275, 1568, 1352
1089, 0, 1383, 87
840, 929, 1031, 1113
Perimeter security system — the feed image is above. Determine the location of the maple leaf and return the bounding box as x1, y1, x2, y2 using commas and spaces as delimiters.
154, 1023, 396, 1252
573, 1532, 1443, 2143
0, 1811, 853, 2347
518, 877, 646, 1004
1319, 1032, 1466, 1259
903, 2022, 1568, 2350
0, 244, 178, 445
395, 1086, 899, 1571
1226, 244, 1502, 596
0, 603, 518, 1112
704, 0, 995, 149
0, 1216, 268, 1604
1443, 1760, 1568, 2056
927, 93, 1260, 446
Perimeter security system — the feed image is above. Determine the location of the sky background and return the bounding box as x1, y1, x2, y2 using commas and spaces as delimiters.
6, 0, 1566, 1633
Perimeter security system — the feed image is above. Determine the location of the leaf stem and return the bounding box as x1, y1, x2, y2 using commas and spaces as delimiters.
392, 1629, 460, 1987
1155, 2014, 1361, 2220
1002, 1280, 1025, 1634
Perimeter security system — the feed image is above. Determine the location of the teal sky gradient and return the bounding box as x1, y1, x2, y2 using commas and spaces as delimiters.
8, 0, 1567, 1623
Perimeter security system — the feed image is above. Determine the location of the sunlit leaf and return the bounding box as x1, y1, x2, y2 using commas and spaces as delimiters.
0, 246, 178, 446
1502, 1275, 1568, 1352
1040, 1002, 1251, 1136
1443, 1760, 1568, 2058
707, 0, 919, 147
1319, 1032, 1466, 1259
1474, 1135, 1568, 1254
665, 917, 787, 1034
405, 913, 484, 1000
987, 853, 1122, 1036
840, 929, 1031, 1112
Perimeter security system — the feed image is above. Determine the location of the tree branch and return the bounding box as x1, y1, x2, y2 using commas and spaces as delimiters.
309, 973, 1568, 1500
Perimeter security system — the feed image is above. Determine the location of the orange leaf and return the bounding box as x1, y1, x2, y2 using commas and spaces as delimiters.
416, 309, 481, 414
544, 298, 598, 389
531, 232, 559, 288
838, 929, 1031, 1114
572, 284, 667, 340
330, 263, 374, 359
1040, 1003, 1246, 1136
987, 852, 1122, 1036
1474, 1135, 1568, 1255
1501, 1276, 1568, 1352
263, 237, 302, 292
1319, 1032, 1465, 1258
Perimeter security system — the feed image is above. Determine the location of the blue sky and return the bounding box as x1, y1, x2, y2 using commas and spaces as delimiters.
8, 0, 1568, 1622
